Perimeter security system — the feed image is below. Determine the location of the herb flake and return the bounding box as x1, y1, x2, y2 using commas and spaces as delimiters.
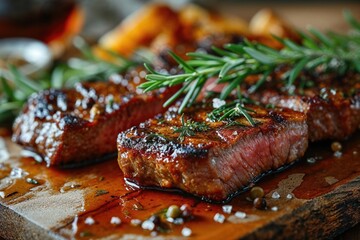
173, 115, 210, 142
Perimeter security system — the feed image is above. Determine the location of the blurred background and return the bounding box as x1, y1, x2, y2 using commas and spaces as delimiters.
80, 0, 360, 39
0, 0, 359, 90
1, 0, 360, 42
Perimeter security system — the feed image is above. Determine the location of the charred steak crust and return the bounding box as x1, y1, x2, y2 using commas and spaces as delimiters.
251, 73, 360, 141
12, 69, 178, 167
260, 90, 360, 141
117, 103, 308, 201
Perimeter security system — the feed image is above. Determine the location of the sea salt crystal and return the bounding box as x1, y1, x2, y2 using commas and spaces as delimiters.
212, 98, 226, 108
271, 206, 279, 212
213, 213, 226, 223
85, 217, 95, 225
222, 205, 233, 214
272, 191, 280, 199
110, 217, 121, 225
306, 157, 316, 163
130, 219, 142, 226
141, 220, 155, 231
234, 211, 247, 219
10, 167, 28, 179
334, 151, 342, 158
181, 227, 192, 237
173, 218, 184, 225
286, 193, 293, 199
0, 191, 5, 198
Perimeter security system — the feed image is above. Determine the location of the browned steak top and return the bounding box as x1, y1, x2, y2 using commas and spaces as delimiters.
251, 73, 360, 141
12, 68, 176, 166
117, 102, 308, 201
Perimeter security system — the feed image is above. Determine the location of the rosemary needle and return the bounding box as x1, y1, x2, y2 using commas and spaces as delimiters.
173, 114, 210, 142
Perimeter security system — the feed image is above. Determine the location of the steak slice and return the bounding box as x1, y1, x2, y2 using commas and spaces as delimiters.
117, 103, 308, 202
12, 69, 178, 167
253, 74, 360, 141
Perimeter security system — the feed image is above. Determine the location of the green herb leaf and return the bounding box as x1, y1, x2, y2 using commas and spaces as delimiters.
173, 114, 210, 142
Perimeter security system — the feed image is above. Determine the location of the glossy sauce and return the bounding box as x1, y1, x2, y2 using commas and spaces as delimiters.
0, 130, 359, 239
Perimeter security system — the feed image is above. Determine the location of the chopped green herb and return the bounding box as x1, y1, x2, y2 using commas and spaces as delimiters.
173, 114, 210, 142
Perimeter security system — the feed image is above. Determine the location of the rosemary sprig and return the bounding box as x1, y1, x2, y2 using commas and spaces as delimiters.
209, 100, 257, 126
140, 11, 360, 123
173, 114, 210, 142
0, 38, 136, 123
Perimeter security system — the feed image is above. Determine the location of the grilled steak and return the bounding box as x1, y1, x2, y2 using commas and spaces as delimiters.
117, 103, 308, 201
12, 68, 178, 167
203, 73, 360, 141
252, 73, 360, 141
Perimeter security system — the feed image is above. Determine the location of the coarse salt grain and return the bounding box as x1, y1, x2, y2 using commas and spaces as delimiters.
234, 211, 247, 219
10, 167, 28, 179
130, 219, 142, 226
306, 157, 316, 163
286, 193, 293, 199
173, 218, 184, 225
110, 217, 121, 225
334, 151, 342, 158
222, 205, 232, 214
85, 217, 95, 225
213, 213, 226, 223
272, 191, 280, 199
141, 220, 155, 231
271, 206, 279, 212
182, 227, 192, 237
0, 191, 4, 198
212, 98, 226, 108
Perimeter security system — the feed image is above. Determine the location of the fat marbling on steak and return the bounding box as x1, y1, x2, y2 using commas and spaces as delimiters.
117, 102, 308, 202
12, 68, 178, 167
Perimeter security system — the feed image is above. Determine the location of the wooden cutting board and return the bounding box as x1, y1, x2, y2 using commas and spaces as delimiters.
0, 129, 359, 240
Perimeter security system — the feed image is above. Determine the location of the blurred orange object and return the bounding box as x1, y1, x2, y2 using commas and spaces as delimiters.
99, 4, 180, 57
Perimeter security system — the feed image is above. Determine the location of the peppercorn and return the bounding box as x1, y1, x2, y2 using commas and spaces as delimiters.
253, 197, 267, 210
166, 205, 181, 218
331, 141, 342, 152
250, 186, 264, 200
180, 204, 193, 218
148, 215, 161, 225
